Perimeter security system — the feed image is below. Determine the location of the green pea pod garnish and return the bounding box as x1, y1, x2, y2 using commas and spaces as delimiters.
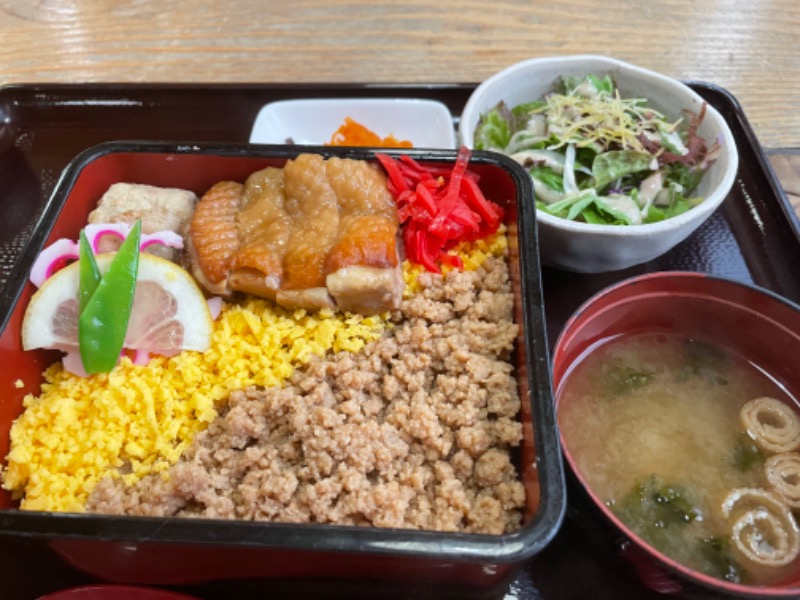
78, 230, 101, 313
79, 220, 141, 374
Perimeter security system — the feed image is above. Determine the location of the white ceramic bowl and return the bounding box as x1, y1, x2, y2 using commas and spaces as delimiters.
250, 98, 456, 149
459, 55, 739, 273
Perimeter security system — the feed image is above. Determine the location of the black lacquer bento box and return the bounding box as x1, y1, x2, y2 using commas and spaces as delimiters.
0, 141, 566, 599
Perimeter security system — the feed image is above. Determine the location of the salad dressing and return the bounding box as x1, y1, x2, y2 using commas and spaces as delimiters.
603, 194, 642, 225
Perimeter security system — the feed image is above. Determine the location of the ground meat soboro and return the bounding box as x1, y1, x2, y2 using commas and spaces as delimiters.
87, 255, 526, 534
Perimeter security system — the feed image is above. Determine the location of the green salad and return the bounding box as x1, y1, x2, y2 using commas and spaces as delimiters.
474, 74, 720, 225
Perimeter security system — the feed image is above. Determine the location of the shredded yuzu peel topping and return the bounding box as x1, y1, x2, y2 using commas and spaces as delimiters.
541, 90, 675, 153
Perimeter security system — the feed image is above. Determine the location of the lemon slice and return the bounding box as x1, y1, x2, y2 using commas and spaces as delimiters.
22, 253, 213, 357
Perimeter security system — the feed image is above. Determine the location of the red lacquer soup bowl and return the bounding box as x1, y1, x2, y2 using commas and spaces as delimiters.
552, 271, 800, 598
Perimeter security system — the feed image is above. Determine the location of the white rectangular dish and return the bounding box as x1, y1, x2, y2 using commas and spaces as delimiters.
249, 98, 457, 148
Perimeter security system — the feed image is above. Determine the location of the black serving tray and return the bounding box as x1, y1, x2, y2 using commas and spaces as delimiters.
1, 82, 798, 600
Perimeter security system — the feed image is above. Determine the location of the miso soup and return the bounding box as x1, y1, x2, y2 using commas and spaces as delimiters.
559, 331, 800, 586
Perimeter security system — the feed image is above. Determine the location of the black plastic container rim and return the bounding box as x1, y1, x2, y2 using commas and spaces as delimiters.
0, 140, 566, 563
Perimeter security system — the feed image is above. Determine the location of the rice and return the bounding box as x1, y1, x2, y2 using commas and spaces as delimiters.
2, 300, 387, 512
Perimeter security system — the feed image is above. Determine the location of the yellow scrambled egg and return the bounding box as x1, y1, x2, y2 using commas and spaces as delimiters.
403, 225, 509, 295
2, 300, 386, 512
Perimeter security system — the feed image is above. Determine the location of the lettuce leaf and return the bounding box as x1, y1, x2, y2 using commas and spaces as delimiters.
475, 101, 549, 152
643, 183, 701, 223
665, 162, 705, 195
511, 100, 547, 129
529, 165, 564, 193
582, 207, 606, 224
587, 74, 615, 95
540, 189, 598, 220
592, 150, 654, 191
561, 74, 615, 96
473, 105, 513, 151
593, 196, 637, 225
539, 187, 641, 225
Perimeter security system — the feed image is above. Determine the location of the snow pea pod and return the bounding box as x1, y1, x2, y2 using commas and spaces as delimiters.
78, 229, 101, 313
79, 220, 141, 374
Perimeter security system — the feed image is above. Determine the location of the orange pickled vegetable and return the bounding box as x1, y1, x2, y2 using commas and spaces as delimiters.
328, 117, 412, 148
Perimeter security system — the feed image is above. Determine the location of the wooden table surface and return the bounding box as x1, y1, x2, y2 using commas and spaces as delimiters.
1, 2, 799, 598
1, 0, 799, 207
